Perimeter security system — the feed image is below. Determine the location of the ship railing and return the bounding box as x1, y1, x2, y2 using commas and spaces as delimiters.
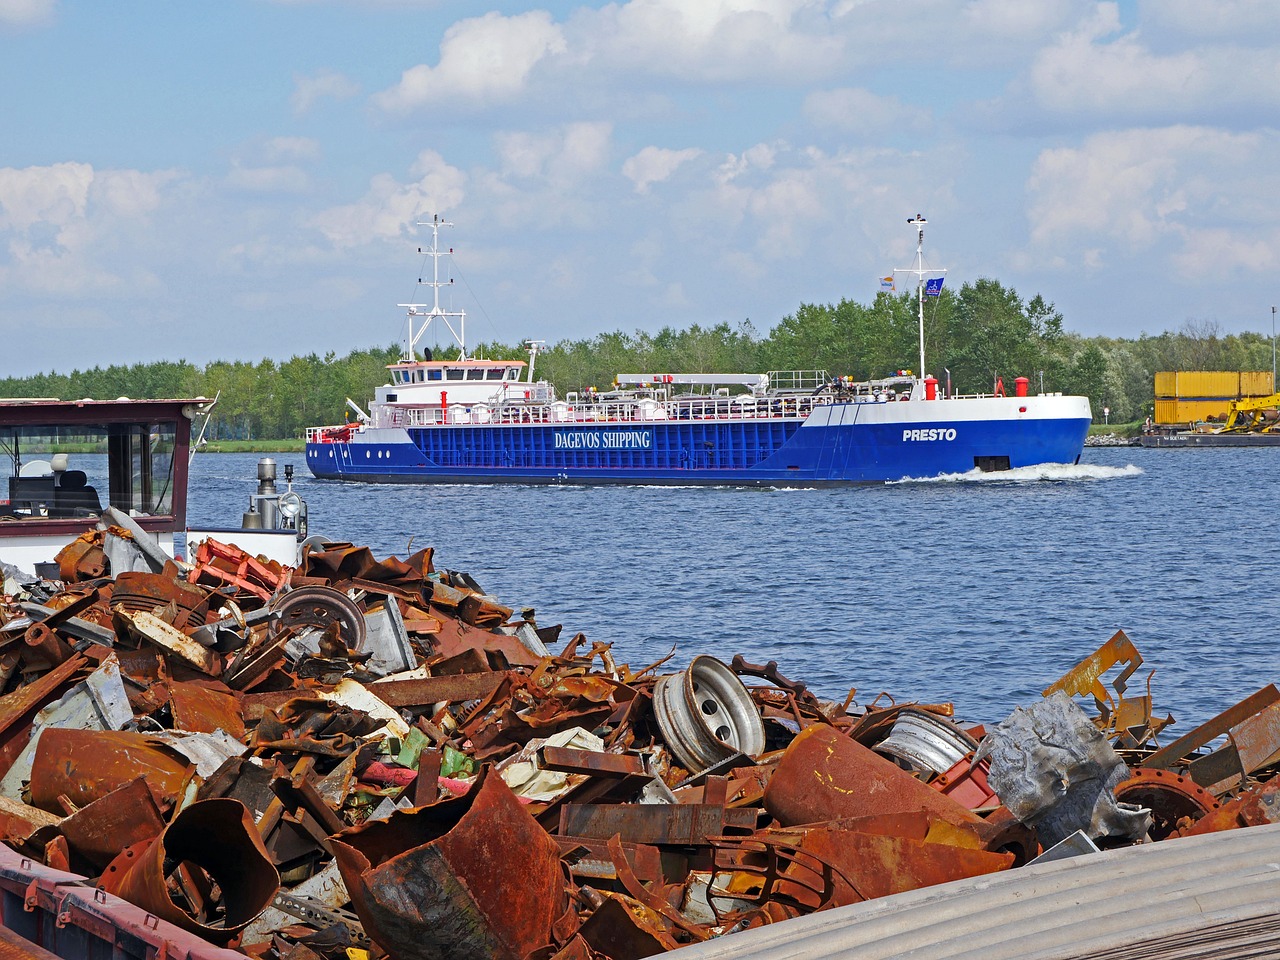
305, 424, 354, 443
766, 370, 830, 393
380, 392, 841, 427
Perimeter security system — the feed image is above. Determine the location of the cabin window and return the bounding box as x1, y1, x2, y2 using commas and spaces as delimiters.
466, 369, 485, 381
0, 420, 178, 520
506, 369, 520, 380
446, 370, 464, 381
487, 369, 505, 380
428, 370, 443, 381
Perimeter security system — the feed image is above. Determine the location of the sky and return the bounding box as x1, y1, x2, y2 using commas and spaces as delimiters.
2, 0, 1279, 378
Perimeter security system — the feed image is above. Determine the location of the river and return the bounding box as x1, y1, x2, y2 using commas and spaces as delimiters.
188, 447, 1280, 730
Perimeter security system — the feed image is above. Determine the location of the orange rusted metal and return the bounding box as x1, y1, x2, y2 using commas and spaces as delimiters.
58, 777, 167, 869
1114, 767, 1218, 840
331, 766, 567, 960
764, 723, 988, 830
29, 728, 193, 813
99, 797, 279, 944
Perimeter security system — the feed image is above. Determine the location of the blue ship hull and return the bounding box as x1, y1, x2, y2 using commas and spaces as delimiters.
306, 397, 1092, 486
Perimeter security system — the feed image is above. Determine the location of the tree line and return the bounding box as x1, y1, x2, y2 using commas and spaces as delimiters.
1, 279, 1273, 436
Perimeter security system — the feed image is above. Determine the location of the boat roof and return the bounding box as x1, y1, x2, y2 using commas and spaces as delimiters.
388, 359, 527, 369
0, 397, 209, 426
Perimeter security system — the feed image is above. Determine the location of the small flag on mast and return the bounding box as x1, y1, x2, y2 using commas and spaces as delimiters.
880, 275, 895, 291
925, 277, 944, 297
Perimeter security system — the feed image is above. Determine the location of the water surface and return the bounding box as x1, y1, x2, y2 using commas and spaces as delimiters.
188, 447, 1280, 729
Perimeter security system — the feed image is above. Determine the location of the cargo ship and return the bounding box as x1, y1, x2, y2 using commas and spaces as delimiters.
305, 217, 1092, 486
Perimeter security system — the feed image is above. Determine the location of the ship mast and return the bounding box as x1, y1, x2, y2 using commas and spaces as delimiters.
894, 215, 946, 381
399, 215, 467, 361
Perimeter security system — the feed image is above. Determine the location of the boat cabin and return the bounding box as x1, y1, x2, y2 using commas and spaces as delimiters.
0, 398, 201, 573
377, 359, 529, 407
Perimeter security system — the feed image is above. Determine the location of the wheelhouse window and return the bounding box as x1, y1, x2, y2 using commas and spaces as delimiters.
446, 369, 464, 381
0, 420, 178, 520
466, 369, 485, 381
487, 369, 505, 380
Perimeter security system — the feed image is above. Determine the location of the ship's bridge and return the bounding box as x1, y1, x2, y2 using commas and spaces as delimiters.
376, 359, 531, 408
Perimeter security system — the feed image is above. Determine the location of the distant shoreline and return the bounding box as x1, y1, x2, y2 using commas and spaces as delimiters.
196, 439, 305, 454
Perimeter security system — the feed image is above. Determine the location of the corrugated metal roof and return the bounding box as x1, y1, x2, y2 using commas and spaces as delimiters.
663, 823, 1280, 960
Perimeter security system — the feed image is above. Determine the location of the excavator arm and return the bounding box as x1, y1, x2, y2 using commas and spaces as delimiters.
1220, 392, 1280, 433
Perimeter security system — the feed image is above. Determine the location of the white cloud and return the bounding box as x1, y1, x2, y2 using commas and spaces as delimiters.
0, 162, 175, 298
0, 0, 54, 27
1027, 5, 1280, 119
0, 161, 92, 231
495, 122, 612, 181
959, 0, 1083, 41
310, 150, 467, 248
1024, 125, 1280, 278
803, 87, 931, 137
224, 138, 319, 193
374, 11, 565, 111
265, 137, 321, 163
1139, 0, 1280, 40
291, 70, 361, 115
622, 147, 703, 193
226, 162, 311, 194
578, 0, 843, 83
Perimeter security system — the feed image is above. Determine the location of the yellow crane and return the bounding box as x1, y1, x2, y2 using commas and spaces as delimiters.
1218, 392, 1280, 433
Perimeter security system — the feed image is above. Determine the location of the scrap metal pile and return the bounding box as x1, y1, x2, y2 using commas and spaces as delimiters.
1, 531, 1280, 960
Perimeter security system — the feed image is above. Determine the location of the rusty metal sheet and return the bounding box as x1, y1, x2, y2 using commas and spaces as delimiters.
806, 825, 1012, 905
58, 776, 166, 868
110, 571, 213, 629
0, 653, 88, 781
1232, 700, 1280, 775
331, 765, 566, 960
540, 745, 648, 778
1043, 629, 1143, 715
577, 894, 680, 960
99, 797, 279, 944
0, 795, 61, 841
368, 670, 514, 708
456, 594, 514, 629
428, 615, 545, 669
770, 813, 1014, 907
170, 681, 246, 738
1141, 684, 1280, 769
558, 803, 758, 845
555, 835, 665, 884
29, 728, 193, 813
1176, 774, 1280, 836
116, 610, 219, 675
763, 723, 985, 831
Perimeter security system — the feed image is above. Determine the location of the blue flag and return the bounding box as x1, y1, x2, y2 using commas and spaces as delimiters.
925, 277, 944, 297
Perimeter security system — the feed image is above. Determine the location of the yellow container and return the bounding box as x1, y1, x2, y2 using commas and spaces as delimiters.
1240, 371, 1275, 397
1154, 371, 1177, 398
1176, 371, 1238, 398
1154, 398, 1235, 425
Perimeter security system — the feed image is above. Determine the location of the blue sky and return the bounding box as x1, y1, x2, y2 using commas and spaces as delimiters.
2, 0, 1279, 377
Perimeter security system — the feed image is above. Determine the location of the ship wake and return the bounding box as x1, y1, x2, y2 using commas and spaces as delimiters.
891, 462, 1144, 485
